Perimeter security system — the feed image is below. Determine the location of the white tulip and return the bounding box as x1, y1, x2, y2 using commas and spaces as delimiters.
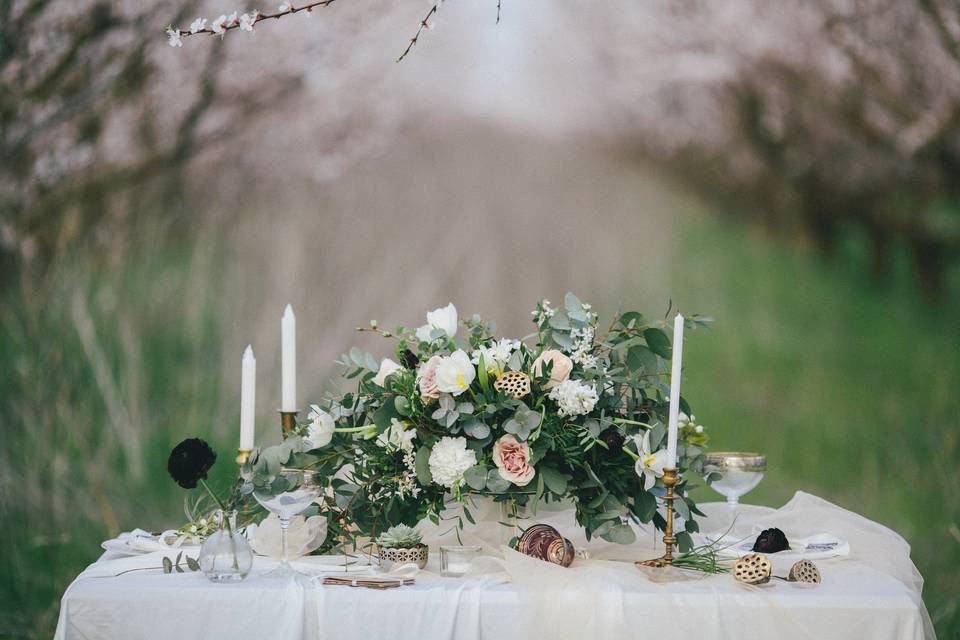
372, 358, 403, 387
435, 350, 475, 396
423, 303, 458, 339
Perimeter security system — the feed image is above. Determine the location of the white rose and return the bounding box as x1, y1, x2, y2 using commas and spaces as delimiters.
427, 436, 477, 488
372, 358, 403, 387
303, 404, 335, 449
435, 350, 476, 396
416, 303, 458, 341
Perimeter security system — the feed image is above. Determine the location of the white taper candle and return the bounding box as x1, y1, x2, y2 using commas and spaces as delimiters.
666, 313, 685, 468
240, 345, 256, 450
281, 304, 296, 411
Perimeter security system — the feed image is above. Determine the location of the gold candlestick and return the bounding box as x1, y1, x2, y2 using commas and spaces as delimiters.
236, 448, 252, 465
636, 466, 679, 568
280, 410, 299, 439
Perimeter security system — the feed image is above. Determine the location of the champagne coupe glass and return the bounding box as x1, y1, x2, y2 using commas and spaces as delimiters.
704, 453, 766, 534
253, 469, 321, 578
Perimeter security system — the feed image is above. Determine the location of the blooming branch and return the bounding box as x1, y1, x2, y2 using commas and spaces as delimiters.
396, 2, 439, 63
166, 0, 337, 46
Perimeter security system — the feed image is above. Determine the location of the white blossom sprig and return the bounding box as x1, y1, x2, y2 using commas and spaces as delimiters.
166, 0, 336, 46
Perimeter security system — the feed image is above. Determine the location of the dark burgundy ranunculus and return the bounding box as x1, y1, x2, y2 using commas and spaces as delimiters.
167, 438, 217, 489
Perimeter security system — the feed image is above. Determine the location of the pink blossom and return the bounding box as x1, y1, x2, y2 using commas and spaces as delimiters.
416, 355, 443, 401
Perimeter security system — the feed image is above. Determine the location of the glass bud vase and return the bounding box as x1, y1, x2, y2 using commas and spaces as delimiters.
498, 499, 528, 548
198, 510, 253, 582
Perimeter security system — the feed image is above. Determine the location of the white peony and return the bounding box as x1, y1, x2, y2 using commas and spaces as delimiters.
435, 350, 476, 396
427, 436, 476, 488
415, 303, 458, 341
303, 404, 335, 449
376, 418, 417, 453
548, 379, 599, 417
372, 358, 403, 387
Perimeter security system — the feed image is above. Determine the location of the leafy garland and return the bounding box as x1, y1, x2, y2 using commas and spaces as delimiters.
239, 294, 712, 552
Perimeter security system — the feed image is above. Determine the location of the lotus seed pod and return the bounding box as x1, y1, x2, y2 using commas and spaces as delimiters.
734, 553, 772, 585
494, 371, 532, 399
788, 559, 821, 584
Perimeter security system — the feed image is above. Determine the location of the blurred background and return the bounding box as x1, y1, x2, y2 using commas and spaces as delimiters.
1, 0, 958, 637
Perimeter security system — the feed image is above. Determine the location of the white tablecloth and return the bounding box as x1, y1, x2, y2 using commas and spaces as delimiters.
55, 492, 935, 640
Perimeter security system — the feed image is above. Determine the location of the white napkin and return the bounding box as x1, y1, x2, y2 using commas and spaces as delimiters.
81, 550, 201, 578
101, 529, 200, 556
248, 514, 328, 560
711, 531, 850, 560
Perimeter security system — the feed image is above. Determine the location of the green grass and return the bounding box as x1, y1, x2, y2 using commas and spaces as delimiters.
0, 217, 957, 638
676, 219, 960, 635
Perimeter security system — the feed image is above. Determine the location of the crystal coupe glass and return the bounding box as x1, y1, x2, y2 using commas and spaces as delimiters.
253, 469, 321, 578
704, 452, 766, 532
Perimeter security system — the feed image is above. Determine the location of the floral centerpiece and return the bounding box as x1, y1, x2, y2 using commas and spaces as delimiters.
240, 294, 711, 552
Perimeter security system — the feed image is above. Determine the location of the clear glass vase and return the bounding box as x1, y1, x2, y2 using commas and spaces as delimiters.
198, 510, 253, 582
498, 499, 528, 548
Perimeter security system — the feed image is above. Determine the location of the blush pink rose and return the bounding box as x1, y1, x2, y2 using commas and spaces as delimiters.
532, 350, 573, 389
492, 435, 535, 487
417, 355, 443, 401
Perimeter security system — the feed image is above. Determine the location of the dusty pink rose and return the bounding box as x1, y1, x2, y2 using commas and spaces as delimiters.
532, 349, 573, 389
492, 435, 535, 487
417, 355, 443, 401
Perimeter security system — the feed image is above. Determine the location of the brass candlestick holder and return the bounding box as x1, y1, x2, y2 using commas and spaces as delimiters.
280, 409, 299, 439
636, 466, 679, 568
236, 448, 252, 465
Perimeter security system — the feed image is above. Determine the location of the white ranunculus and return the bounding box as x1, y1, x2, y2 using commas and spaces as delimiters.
427, 436, 477, 488
435, 350, 476, 396
303, 404, 335, 449
376, 418, 417, 453
372, 358, 403, 387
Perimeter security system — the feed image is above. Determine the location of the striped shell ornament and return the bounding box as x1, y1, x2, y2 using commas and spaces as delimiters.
494, 371, 532, 399
788, 559, 821, 584
734, 553, 772, 585
516, 524, 575, 567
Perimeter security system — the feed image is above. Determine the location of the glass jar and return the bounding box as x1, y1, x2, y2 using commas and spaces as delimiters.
198, 510, 253, 582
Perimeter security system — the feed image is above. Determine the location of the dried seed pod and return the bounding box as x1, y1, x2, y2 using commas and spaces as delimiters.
734, 553, 772, 585
517, 524, 575, 567
788, 559, 821, 584
494, 371, 532, 399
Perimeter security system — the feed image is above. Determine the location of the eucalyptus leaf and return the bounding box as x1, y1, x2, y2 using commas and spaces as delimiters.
464, 465, 488, 491
186, 556, 200, 571
415, 446, 433, 484
564, 292, 583, 312
485, 469, 510, 493
626, 345, 658, 374
462, 418, 490, 440
601, 523, 636, 544
162, 556, 173, 574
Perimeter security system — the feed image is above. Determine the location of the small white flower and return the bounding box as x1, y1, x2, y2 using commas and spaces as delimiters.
376, 419, 417, 453
435, 350, 476, 396
166, 27, 182, 47
189, 18, 207, 33
633, 431, 669, 490
548, 379, 598, 417
471, 338, 519, 374
210, 15, 228, 35
189, 525, 197, 533
278, 1, 293, 11
427, 436, 476, 488
372, 358, 403, 387
303, 404, 335, 449
239, 11, 259, 32
226, 11, 239, 26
